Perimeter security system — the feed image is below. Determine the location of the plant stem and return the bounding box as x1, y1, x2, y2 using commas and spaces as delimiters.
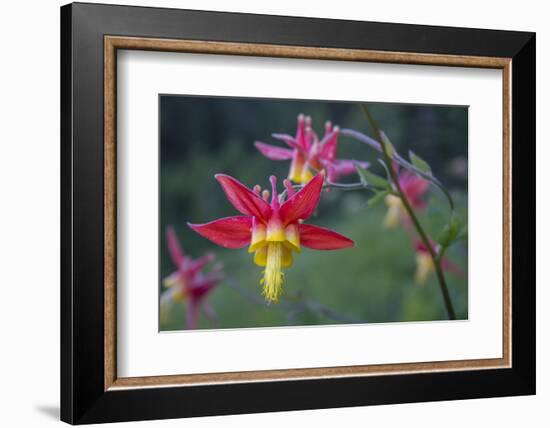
362, 106, 456, 320
325, 181, 366, 191
395, 186, 456, 320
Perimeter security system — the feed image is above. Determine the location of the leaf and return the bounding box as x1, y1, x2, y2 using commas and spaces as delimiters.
456, 224, 468, 241
409, 150, 432, 175
437, 214, 463, 248
355, 165, 389, 189
368, 190, 388, 207
380, 131, 396, 159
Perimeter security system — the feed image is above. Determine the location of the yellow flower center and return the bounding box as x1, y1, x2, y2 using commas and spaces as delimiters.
299, 165, 314, 184
260, 242, 285, 303
288, 154, 314, 184
249, 218, 299, 303
162, 273, 188, 301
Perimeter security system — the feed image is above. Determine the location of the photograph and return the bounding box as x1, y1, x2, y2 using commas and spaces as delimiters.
54, 2, 536, 424
159, 96, 469, 331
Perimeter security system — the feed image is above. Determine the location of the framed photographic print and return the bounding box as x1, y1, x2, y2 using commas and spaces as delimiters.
60, 2, 535, 424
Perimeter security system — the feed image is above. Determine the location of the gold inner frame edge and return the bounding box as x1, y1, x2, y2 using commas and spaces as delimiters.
104, 36, 512, 391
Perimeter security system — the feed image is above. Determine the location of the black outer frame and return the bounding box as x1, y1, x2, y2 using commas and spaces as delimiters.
60, 2, 535, 424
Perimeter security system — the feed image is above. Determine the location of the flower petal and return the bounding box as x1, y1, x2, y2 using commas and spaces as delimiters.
266, 216, 285, 242
282, 245, 293, 267
253, 246, 267, 266
188, 216, 252, 249
320, 129, 338, 161
191, 275, 222, 297
298, 224, 354, 250
400, 172, 429, 208
415, 252, 434, 285
161, 287, 182, 307
248, 217, 267, 253
384, 195, 402, 229
215, 174, 271, 220
284, 223, 301, 252
272, 133, 301, 150
187, 253, 215, 276
254, 142, 294, 160
186, 300, 200, 330
333, 159, 369, 176
441, 257, 464, 277
280, 173, 324, 224
162, 271, 182, 289
299, 162, 314, 184
288, 151, 307, 183
166, 226, 186, 266
303, 127, 318, 152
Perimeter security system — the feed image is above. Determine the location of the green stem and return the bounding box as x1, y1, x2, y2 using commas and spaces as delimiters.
325, 181, 367, 191
362, 105, 456, 320
396, 187, 456, 320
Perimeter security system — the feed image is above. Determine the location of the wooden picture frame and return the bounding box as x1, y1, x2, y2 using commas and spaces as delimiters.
61, 2, 535, 424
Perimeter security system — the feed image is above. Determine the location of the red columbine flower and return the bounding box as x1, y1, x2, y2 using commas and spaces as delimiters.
188, 173, 354, 303
161, 226, 224, 329
384, 168, 429, 229
255, 114, 369, 184
414, 240, 461, 285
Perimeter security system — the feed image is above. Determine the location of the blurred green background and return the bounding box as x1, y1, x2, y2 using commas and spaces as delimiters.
159, 95, 468, 330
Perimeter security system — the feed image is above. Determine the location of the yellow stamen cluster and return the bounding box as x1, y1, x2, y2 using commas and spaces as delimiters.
249, 222, 300, 303
260, 242, 285, 303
